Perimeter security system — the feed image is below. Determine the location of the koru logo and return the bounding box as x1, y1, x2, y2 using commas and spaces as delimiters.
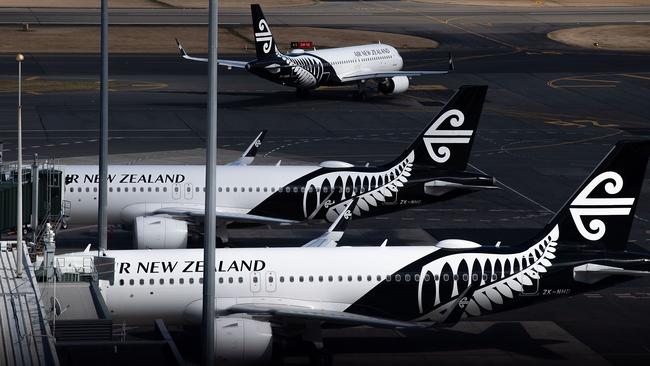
569, 171, 635, 241
254, 19, 273, 54
422, 109, 472, 163
343, 209, 352, 220
254, 139, 261, 148
324, 200, 334, 209
458, 297, 470, 309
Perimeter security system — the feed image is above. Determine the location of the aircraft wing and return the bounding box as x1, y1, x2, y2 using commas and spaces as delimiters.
227, 303, 423, 329
176, 38, 248, 68
152, 206, 298, 225
302, 198, 358, 248
339, 52, 454, 83
227, 130, 267, 166
340, 70, 448, 83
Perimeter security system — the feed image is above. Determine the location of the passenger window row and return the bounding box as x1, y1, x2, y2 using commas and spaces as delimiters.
69, 184, 381, 195
116, 271, 513, 288
332, 55, 392, 66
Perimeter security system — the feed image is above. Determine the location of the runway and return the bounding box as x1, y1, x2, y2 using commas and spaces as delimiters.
1, 2, 650, 365
2, 3, 650, 25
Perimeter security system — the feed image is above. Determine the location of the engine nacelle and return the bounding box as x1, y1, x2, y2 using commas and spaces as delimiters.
133, 216, 188, 249
378, 76, 410, 95
215, 318, 273, 365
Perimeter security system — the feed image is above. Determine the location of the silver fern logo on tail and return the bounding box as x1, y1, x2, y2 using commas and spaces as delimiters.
569, 171, 635, 241
423, 109, 472, 163
255, 19, 273, 54
416, 225, 559, 322
302, 152, 414, 220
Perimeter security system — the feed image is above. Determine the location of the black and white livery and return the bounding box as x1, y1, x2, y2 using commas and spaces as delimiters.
55, 140, 650, 364
176, 4, 452, 99
60, 86, 494, 247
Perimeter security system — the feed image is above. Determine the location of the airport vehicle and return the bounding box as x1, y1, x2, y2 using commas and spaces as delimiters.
60, 86, 494, 247
57, 140, 650, 364
176, 4, 453, 100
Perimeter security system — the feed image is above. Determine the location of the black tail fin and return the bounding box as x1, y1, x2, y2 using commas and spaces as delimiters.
251, 4, 278, 60
384, 85, 487, 171
548, 140, 650, 251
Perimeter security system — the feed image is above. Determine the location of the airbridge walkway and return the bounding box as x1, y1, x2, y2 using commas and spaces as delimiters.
0, 241, 58, 366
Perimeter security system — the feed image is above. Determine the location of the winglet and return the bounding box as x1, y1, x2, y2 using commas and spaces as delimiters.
227, 130, 268, 166
175, 38, 209, 62
327, 197, 358, 234
176, 38, 188, 57
302, 198, 358, 248
83, 244, 92, 253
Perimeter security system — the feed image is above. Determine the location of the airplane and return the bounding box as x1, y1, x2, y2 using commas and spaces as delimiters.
176, 4, 454, 100
59, 85, 495, 248
52, 140, 650, 364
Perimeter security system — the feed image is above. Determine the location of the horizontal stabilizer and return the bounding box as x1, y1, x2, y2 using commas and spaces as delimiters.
574, 263, 650, 284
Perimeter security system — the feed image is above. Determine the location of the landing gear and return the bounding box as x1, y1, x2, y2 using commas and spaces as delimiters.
296, 88, 310, 98
302, 324, 331, 365
216, 220, 229, 244
308, 347, 333, 366
354, 80, 369, 101
354, 90, 368, 102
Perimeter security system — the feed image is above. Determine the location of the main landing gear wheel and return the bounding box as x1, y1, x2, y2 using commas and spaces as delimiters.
308, 348, 333, 366
354, 90, 368, 101
355, 80, 369, 101
296, 88, 310, 98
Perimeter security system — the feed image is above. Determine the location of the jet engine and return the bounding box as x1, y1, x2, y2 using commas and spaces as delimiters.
215, 317, 273, 365
378, 76, 410, 95
133, 216, 188, 249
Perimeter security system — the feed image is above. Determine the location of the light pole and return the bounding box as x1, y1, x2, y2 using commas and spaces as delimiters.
202, 0, 218, 363
98, 0, 109, 252
16, 53, 24, 278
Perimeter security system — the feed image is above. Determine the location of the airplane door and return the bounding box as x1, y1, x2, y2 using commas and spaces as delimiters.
172, 183, 181, 200
384, 188, 398, 205
251, 272, 261, 293
184, 183, 193, 200
520, 255, 540, 296
265, 271, 276, 292
83, 257, 93, 273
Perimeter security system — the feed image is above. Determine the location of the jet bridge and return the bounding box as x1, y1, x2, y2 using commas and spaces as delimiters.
0, 164, 67, 240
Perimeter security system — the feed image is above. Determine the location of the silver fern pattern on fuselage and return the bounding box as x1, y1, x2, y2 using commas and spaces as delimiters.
280, 54, 325, 89
416, 225, 559, 322
302, 151, 414, 221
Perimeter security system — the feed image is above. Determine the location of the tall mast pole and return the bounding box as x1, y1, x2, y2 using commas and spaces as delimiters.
16, 53, 24, 278
98, 0, 109, 252
202, 0, 218, 363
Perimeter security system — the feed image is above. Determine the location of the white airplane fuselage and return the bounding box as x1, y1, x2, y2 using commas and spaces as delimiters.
249, 44, 404, 90
85, 246, 433, 326
63, 165, 317, 225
